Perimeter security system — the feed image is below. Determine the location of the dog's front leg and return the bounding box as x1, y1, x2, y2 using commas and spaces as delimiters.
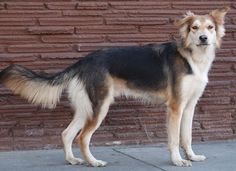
167, 102, 192, 167
181, 98, 206, 162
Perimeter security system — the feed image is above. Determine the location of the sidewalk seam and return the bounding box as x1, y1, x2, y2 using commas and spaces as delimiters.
113, 148, 167, 171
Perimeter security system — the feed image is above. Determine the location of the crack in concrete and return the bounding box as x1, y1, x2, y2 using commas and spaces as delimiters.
113, 148, 167, 171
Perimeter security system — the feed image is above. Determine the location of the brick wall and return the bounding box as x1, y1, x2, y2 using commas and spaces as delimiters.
0, 0, 235, 151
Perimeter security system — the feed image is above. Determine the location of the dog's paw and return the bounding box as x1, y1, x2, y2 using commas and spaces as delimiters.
89, 160, 107, 167
173, 159, 192, 167
188, 154, 206, 162
66, 157, 85, 165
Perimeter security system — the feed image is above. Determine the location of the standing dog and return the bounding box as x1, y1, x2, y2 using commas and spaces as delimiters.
0, 8, 229, 167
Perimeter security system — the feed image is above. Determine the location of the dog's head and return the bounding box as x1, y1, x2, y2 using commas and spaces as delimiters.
175, 7, 229, 49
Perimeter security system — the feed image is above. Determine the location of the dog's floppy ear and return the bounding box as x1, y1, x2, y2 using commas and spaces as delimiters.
175, 11, 195, 48
210, 7, 230, 25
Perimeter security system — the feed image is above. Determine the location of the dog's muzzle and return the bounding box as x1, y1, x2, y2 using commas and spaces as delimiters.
198, 35, 208, 46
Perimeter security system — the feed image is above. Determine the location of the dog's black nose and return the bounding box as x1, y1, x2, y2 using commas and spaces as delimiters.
199, 35, 208, 43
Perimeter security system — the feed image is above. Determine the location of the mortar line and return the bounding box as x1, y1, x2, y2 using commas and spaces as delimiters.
113, 148, 167, 171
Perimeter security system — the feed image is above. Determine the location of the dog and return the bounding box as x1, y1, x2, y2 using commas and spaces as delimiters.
0, 7, 229, 167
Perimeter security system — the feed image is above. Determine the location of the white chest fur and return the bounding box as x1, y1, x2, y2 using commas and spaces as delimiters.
182, 74, 207, 101
180, 46, 215, 101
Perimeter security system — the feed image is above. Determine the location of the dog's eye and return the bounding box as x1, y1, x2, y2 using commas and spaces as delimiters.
208, 25, 214, 30
192, 26, 199, 30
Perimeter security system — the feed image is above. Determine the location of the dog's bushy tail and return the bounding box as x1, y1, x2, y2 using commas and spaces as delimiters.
0, 64, 74, 109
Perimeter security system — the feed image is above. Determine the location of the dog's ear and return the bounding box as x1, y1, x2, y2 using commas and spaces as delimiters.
210, 7, 230, 48
175, 11, 195, 27
175, 11, 195, 48
210, 7, 230, 25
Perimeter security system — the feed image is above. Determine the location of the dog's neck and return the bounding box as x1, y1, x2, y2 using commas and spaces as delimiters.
178, 43, 216, 82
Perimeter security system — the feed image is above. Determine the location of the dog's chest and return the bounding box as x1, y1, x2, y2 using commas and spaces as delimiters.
181, 50, 214, 100
182, 64, 209, 100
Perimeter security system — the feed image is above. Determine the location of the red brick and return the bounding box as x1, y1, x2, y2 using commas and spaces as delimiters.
207, 80, 231, 87
140, 25, 177, 34
109, 1, 170, 10
39, 17, 103, 26
199, 97, 231, 105
18, 120, 42, 128
0, 54, 39, 62
42, 35, 105, 43
216, 49, 233, 57
215, 57, 236, 62
76, 25, 138, 34
0, 128, 11, 137
41, 136, 62, 149
0, 3, 5, 10
40, 52, 85, 59
13, 128, 44, 137
172, 2, 232, 10
8, 44, 72, 53
0, 18, 36, 26
204, 89, 231, 98
0, 137, 13, 151
46, 2, 77, 10
107, 33, 170, 43
210, 72, 236, 78
106, 17, 169, 25
77, 2, 108, 10
14, 137, 43, 150
0, 10, 62, 18
77, 42, 138, 52
0, 121, 17, 127
44, 128, 63, 136
110, 9, 180, 17
27, 26, 74, 35
0, 35, 39, 44
43, 119, 71, 128
0, 103, 37, 111
0, 27, 28, 35
6, 2, 45, 10
63, 10, 105, 17
221, 41, 236, 48
4, 0, 73, 1
0, 46, 5, 53
201, 105, 236, 112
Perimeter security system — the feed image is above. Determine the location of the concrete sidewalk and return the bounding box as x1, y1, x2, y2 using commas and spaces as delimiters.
0, 141, 235, 171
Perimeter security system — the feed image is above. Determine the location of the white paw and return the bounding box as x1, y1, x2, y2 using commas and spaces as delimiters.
188, 154, 206, 162
89, 160, 107, 167
66, 157, 84, 165
173, 159, 192, 167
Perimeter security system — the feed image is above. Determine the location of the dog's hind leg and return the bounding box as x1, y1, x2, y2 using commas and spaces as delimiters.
78, 90, 113, 167
181, 98, 206, 162
62, 78, 93, 165
62, 114, 86, 165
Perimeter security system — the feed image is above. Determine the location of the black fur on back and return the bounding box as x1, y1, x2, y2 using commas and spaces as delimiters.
68, 42, 192, 96
57, 41, 193, 109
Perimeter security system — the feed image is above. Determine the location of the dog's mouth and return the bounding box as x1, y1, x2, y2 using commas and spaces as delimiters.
196, 43, 209, 47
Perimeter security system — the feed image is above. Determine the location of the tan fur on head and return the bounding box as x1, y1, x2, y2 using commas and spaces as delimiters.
175, 7, 229, 49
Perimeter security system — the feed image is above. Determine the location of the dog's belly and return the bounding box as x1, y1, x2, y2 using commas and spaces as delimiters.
113, 79, 168, 105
